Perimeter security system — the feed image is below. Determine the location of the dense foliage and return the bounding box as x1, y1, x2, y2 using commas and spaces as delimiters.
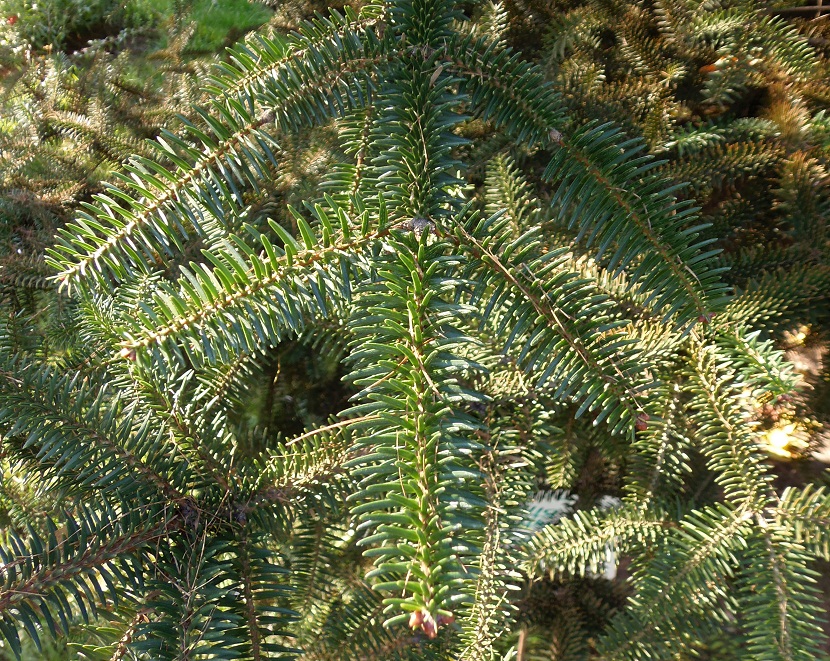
1, 0, 830, 659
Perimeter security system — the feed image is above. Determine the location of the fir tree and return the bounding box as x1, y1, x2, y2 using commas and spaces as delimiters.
0, 1, 829, 660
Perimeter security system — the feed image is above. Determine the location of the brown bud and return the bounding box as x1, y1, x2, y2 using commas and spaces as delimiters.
257, 109, 276, 125
408, 610, 424, 630
635, 413, 650, 432
119, 346, 137, 361
436, 613, 455, 626
549, 128, 563, 145
421, 612, 437, 639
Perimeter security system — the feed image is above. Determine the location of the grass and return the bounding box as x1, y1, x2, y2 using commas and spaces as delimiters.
185, 0, 273, 53
132, 0, 272, 55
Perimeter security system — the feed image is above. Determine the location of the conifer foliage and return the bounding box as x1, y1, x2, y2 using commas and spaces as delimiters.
1, 0, 830, 659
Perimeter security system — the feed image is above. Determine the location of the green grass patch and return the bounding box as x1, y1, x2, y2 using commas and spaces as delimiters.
185, 0, 272, 53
